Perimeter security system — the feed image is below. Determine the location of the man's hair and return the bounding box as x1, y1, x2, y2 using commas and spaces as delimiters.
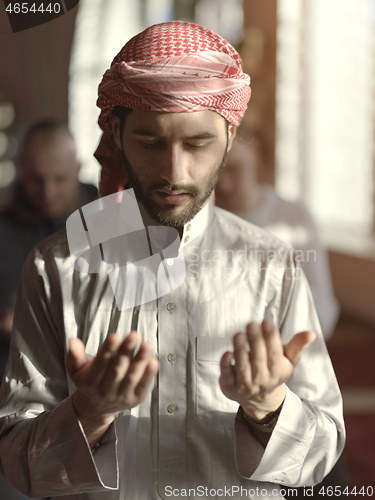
111, 106, 133, 124
111, 106, 134, 144
22, 119, 73, 151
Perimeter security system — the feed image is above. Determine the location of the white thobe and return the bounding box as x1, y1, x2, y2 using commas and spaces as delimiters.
0, 201, 345, 499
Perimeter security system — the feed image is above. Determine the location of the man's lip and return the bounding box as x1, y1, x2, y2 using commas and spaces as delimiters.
156, 191, 190, 205
157, 190, 189, 195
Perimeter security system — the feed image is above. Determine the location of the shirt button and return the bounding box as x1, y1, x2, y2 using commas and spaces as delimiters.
186, 223, 192, 231
184, 235, 190, 244
167, 404, 177, 414
166, 258, 174, 266
167, 353, 176, 362
166, 302, 176, 313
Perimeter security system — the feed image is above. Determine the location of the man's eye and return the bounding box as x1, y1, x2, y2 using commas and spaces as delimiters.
186, 142, 209, 150
141, 141, 162, 149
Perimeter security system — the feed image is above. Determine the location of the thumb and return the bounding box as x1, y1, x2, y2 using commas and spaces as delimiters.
66, 337, 88, 376
284, 330, 316, 367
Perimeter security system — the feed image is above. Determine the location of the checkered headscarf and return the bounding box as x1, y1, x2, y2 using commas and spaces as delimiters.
95, 21, 251, 196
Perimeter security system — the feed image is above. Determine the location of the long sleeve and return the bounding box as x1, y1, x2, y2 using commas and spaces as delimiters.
0, 247, 118, 498
234, 268, 345, 486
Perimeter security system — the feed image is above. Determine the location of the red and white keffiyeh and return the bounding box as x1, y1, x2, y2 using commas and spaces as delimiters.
95, 21, 251, 196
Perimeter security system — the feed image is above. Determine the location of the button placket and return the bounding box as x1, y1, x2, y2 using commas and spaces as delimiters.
157, 284, 188, 489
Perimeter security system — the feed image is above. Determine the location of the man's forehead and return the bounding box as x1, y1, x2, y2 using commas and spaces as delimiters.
124, 109, 227, 136
24, 138, 78, 175
26, 131, 75, 154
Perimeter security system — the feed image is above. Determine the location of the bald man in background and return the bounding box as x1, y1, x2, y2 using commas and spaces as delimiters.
0, 119, 98, 500
0, 120, 98, 369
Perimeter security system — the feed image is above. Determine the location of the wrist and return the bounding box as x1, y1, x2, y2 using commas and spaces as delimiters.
72, 391, 117, 428
242, 401, 283, 426
242, 384, 286, 422
72, 391, 117, 449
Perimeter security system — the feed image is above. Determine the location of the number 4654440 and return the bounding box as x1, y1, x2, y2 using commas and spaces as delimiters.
318, 486, 373, 497
5, 3, 62, 14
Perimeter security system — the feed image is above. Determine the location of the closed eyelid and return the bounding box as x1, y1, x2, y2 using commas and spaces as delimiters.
184, 140, 211, 149
131, 130, 218, 150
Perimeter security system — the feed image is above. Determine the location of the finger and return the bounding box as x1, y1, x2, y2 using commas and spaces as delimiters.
134, 358, 159, 399
219, 351, 236, 387
66, 338, 88, 375
247, 323, 268, 381
119, 341, 156, 393
233, 332, 251, 384
90, 333, 124, 384
284, 330, 316, 367
118, 330, 141, 356
97, 332, 142, 397
98, 330, 141, 398
66, 338, 95, 387
262, 319, 284, 372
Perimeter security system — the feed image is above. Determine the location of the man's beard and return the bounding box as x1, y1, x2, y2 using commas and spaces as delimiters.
123, 150, 228, 227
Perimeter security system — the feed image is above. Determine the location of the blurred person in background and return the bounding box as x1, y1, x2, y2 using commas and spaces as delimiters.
215, 128, 339, 340
0, 119, 98, 500
0, 119, 98, 375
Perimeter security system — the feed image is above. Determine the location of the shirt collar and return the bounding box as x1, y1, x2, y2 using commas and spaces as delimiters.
180, 199, 211, 249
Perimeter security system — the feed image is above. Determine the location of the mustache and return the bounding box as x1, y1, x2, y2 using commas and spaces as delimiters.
152, 183, 199, 196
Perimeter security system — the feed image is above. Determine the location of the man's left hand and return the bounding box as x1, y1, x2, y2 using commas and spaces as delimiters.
219, 319, 316, 421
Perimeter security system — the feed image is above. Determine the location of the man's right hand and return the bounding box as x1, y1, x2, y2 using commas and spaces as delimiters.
66, 331, 159, 447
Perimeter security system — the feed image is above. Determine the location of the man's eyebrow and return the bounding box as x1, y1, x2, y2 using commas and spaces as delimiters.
182, 132, 218, 140
131, 128, 162, 137
131, 128, 218, 140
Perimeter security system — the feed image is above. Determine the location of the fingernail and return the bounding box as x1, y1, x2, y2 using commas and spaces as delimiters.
247, 323, 259, 336
263, 319, 274, 334
234, 333, 246, 346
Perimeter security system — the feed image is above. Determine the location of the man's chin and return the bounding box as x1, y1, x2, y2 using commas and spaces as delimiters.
151, 208, 191, 227
146, 199, 198, 227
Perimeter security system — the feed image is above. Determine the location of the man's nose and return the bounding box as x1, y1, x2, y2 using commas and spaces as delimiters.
43, 181, 58, 203
160, 145, 188, 185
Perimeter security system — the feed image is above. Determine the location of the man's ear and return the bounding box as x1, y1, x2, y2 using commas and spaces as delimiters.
110, 115, 123, 150
227, 124, 237, 153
